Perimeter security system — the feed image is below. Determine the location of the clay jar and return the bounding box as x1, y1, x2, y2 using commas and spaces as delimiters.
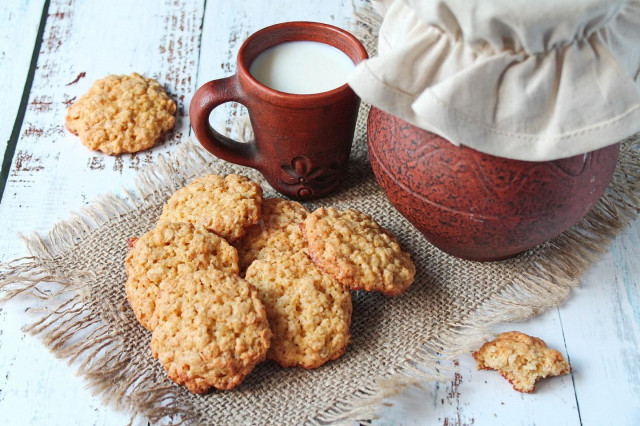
367, 107, 621, 261
190, 22, 368, 200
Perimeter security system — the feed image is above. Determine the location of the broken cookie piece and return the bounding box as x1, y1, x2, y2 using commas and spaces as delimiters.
472, 331, 571, 393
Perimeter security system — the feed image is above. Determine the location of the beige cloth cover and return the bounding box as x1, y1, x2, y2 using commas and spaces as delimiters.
348, 0, 640, 161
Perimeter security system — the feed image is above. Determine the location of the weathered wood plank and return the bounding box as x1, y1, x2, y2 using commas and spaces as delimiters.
0, 0, 47, 194
0, 0, 205, 424
377, 308, 581, 425
560, 217, 640, 425
377, 216, 640, 425
0, 0, 205, 257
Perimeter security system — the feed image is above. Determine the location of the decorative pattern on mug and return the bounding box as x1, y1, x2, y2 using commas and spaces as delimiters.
277, 156, 344, 198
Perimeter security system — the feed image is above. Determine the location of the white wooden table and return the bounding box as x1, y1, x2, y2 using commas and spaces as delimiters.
1, 1, 638, 424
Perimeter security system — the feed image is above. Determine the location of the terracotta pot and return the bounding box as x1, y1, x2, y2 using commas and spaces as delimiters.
367, 107, 620, 261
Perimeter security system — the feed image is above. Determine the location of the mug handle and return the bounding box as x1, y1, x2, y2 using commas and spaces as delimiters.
189, 75, 259, 168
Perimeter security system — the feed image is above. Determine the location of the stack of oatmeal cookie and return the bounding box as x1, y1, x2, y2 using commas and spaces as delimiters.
125, 173, 415, 393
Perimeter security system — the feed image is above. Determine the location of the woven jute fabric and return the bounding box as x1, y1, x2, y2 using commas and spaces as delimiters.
1, 10, 639, 426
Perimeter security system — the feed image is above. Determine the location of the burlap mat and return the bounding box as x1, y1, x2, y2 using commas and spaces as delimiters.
1, 9, 639, 426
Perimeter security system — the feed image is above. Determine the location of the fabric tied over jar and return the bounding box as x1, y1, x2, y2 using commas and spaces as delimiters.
348, 0, 640, 161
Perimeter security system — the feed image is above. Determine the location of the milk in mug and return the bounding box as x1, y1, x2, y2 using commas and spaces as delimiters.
249, 41, 355, 94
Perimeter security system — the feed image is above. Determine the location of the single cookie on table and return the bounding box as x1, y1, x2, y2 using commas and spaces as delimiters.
66, 73, 176, 155
151, 269, 271, 393
245, 250, 352, 369
159, 174, 263, 243
472, 331, 571, 393
301, 207, 415, 296
235, 198, 309, 271
125, 221, 239, 331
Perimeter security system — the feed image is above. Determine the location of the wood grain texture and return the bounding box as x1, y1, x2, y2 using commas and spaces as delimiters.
377, 309, 580, 426
0, 0, 205, 256
376, 218, 640, 425
0, 0, 46, 191
0, 0, 639, 425
559, 217, 640, 425
0, 0, 204, 424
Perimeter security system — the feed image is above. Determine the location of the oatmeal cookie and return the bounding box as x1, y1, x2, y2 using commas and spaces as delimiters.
302, 207, 415, 296
151, 269, 271, 393
244, 250, 352, 369
472, 331, 571, 393
66, 73, 176, 155
159, 174, 263, 243
125, 221, 239, 331
235, 198, 309, 271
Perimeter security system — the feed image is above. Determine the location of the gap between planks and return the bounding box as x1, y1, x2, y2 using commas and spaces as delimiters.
0, 0, 51, 203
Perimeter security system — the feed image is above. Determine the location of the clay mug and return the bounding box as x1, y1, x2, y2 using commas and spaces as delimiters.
189, 21, 368, 200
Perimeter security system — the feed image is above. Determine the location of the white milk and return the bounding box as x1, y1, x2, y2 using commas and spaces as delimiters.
249, 41, 355, 94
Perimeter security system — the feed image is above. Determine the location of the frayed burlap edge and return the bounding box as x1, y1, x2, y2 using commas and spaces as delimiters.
1, 136, 638, 425
0, 145, 217, 425
309, 141, 640, 425
435, 135, 640, 354
308, 6, 640, 422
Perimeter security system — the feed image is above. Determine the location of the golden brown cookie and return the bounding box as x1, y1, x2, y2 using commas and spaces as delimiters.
66, 73, 176, 155
244, 250, 352, 369
125, 221, 239, 331
302, 207, 415, 296
472, 331, 571, 393
159, 174, 263, 243
235, 198, 309, 271
151, 269, 271, 393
